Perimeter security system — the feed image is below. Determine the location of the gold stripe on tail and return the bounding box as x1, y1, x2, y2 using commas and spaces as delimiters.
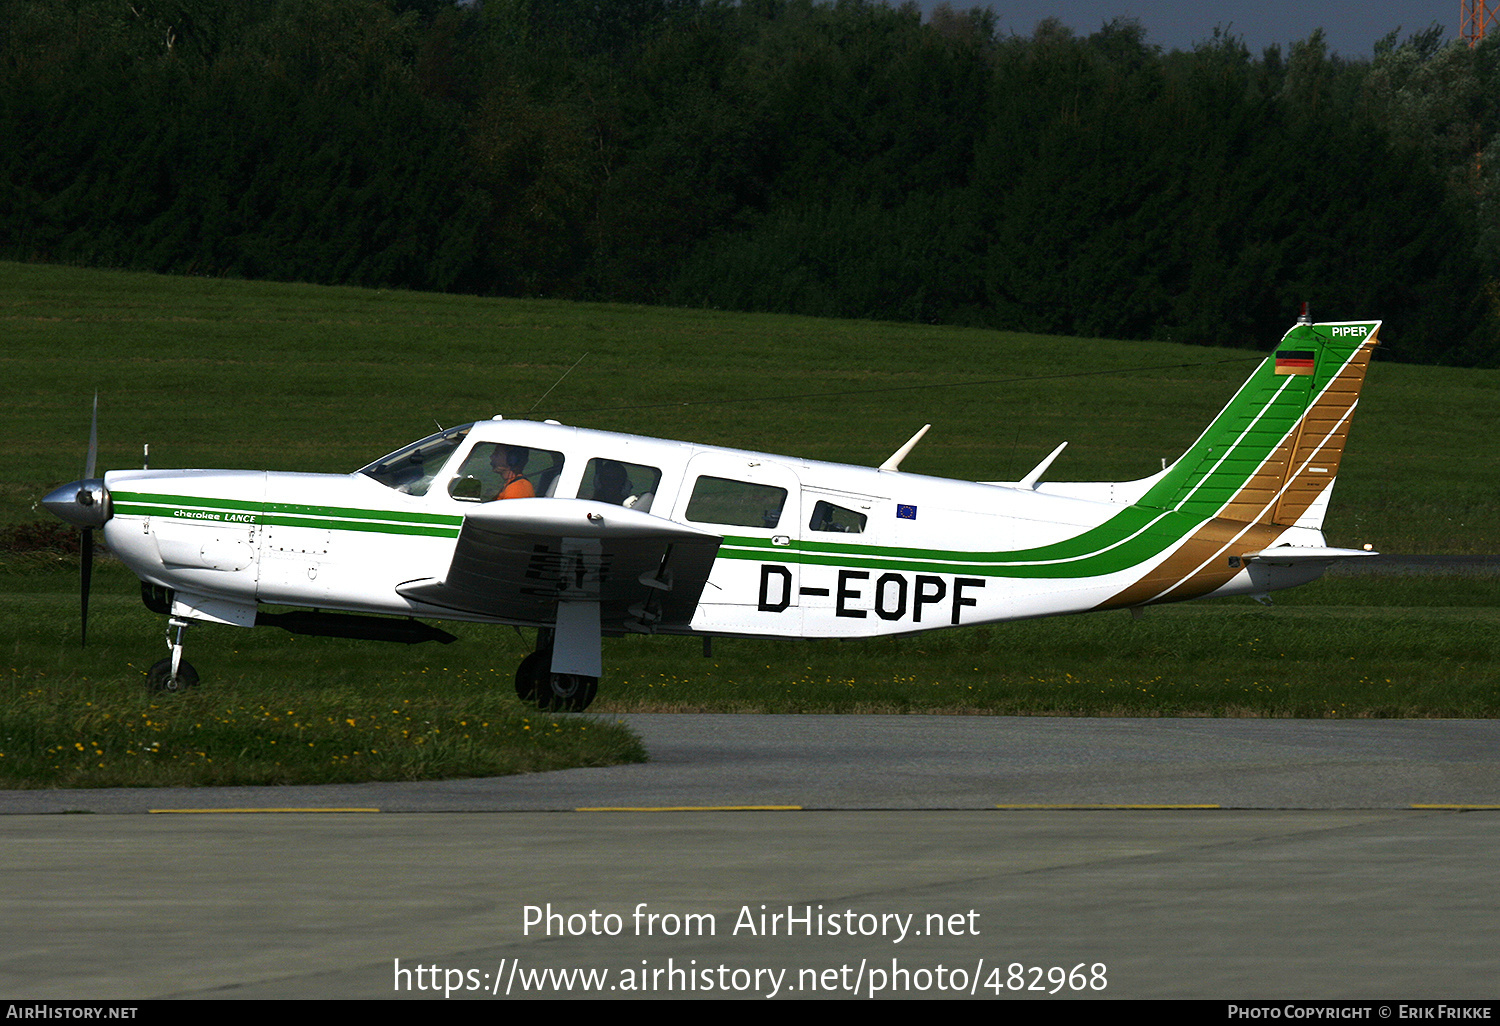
1098, 329, 1378, 610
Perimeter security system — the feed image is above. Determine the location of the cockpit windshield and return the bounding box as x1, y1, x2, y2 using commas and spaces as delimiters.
358, 424, 472, 495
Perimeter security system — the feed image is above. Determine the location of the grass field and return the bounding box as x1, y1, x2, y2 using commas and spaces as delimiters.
2, 560, 1495, 787
2, 262, 1496, 787
5, 261, 1498, 551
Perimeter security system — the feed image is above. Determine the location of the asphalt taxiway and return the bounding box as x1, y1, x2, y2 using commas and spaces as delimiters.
3, 715, 1498, 999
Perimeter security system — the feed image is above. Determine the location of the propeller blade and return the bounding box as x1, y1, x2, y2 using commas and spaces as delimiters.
84, 392, 98, 480
81, 527, 94, 648
81, 394, 100, 646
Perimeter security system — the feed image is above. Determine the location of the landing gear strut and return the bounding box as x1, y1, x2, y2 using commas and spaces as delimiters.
515, 630, 598, 712
146, 617, 199, 693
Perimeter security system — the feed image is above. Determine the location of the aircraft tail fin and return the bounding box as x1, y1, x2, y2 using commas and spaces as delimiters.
1140, 320, 1380, 530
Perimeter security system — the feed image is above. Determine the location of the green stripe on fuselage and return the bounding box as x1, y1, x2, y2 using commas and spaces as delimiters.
721, 504, 1201, 580
111, 491, 463, 538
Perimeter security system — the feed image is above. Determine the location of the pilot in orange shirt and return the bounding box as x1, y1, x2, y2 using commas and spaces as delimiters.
489, 446, 535, 500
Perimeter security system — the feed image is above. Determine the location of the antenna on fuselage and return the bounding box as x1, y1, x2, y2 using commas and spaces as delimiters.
879, 424, 931, 472
528, 353, 588, 414
1018, 441, 1068, 490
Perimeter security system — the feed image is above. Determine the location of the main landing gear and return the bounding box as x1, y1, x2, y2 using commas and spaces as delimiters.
514, 629, 599, 712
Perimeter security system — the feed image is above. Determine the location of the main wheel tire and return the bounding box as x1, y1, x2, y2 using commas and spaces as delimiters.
514, 650, 548, 702
146, 658, 199, 693
516, 649, 599, 711
537, 673, 598, 712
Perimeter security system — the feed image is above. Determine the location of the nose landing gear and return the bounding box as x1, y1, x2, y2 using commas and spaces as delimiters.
145, 617, 199, 693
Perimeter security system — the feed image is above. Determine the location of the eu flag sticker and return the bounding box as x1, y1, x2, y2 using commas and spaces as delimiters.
896, 504, 917, 520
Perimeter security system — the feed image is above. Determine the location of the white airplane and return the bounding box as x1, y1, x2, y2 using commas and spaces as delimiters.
43, 317, 1380, 711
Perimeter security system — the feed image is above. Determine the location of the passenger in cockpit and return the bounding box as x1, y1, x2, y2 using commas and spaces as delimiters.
590, 460, 630, 505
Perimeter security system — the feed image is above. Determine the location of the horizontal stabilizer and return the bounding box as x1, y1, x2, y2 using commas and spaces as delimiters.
1230, 546, 1377, 569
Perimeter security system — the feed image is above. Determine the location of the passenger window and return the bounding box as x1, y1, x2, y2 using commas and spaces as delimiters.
685, 476, 787, 529
448, 443, 565, 502
809, 500, 866, 534
581, 459, 661, 512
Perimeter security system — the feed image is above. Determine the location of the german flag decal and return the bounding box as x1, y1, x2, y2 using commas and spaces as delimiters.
1274, 350, 1316, 375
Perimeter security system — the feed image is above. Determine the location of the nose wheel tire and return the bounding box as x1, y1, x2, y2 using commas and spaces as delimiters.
515, 650, 598, 711
146, 658, 199, 693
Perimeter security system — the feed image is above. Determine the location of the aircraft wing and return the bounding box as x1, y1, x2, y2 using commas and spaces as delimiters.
395, 498, 721, 632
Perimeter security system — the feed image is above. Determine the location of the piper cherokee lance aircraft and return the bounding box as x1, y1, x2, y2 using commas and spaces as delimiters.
43, 317, 1380, 711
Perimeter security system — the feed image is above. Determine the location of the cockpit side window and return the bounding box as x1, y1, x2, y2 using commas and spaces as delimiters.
359, 425, 471, 496
809, 499, 866, 534
581, 458, 661, 512
448, 442, 565, 502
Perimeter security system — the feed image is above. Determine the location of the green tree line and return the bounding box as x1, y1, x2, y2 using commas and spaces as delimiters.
2, 0, 1496, 364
